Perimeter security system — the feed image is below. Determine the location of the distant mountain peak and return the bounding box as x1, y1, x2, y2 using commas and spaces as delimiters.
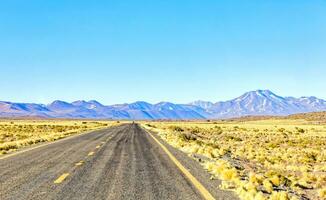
72, 100, 87, 105
156, 101, 172, 105
71, 100, 105, 110
190, 100, 214, 104
133, 101, 152, 105
237, 89, 284, 101
256, 89, 273, 93
49, 100, 71, 107
243, 89, 274, 96
88, 100, 102, 105
50, 100, 69, 104
189, 100, 214, 109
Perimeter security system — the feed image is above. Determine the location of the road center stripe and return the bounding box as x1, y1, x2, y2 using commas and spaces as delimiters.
75, 161, 84, 166
146, 129, 215, 200
54, 173, 70, 184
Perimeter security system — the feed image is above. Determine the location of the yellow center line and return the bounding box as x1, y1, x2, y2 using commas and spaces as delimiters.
52, 132, 119, 186
54, 173, 70, 184
145, 130, 216, 200
75, 161, 84, 166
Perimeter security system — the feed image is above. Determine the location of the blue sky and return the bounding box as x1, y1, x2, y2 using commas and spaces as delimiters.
0, 0, 325, 104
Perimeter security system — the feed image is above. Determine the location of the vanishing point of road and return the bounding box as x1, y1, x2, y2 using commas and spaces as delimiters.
0, 124, 237, 200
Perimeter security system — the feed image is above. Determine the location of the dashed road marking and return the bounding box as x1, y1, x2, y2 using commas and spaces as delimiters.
52, 131, 117, 186
75, 161, 84, 166
54, 173, 70, 184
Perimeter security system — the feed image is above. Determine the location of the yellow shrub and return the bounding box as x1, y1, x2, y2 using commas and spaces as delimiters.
254, 192, 267, 200
263, 179, 274, 193
221, 168, 238, 181
269, 191, 289, 200
270, 175, 281, 187
219, 181, 236, 190
319, 188, 326, 198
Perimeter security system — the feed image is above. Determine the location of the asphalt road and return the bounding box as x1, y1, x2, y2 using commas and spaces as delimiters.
0, 124, 237, 200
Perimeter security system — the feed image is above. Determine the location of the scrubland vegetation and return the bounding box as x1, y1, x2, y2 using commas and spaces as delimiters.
143, 119, 326, 200
0, 119, 117, 155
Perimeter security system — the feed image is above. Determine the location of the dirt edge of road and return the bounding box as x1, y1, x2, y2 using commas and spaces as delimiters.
141, 124, 238, 200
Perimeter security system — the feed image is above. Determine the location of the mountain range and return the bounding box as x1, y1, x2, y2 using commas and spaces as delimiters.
1, 90, 326, 120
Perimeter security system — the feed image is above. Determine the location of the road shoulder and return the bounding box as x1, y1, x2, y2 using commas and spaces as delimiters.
142, 126, 239, 200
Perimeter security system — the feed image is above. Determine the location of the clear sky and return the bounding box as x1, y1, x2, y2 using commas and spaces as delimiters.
0, 0, 325, 104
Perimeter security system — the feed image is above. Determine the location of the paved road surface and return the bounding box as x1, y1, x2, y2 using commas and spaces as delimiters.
0, 124, 237, 200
